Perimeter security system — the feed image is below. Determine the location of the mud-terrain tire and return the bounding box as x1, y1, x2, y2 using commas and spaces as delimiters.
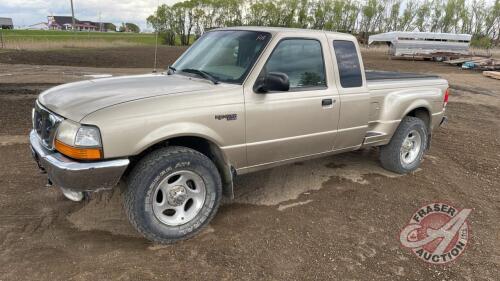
379, 116, 428, 174
123, 146, 222, 243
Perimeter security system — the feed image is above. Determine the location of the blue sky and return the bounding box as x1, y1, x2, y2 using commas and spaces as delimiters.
0, 0, 180, 31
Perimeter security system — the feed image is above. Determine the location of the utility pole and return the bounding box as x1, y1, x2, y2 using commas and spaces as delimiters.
99, 12, 102, 32
0, 29, 4, 49
70, 0, 76, 31
153, 0, 161, 73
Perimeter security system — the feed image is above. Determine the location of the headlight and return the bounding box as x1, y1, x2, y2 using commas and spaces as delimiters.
55, 120, 103, 160
75, 126, 101, 146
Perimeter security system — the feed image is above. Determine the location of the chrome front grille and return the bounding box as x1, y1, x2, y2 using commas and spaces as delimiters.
33, 101, 63, 149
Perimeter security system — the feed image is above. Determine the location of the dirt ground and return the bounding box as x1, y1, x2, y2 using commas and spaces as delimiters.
0, 48, 499, 281
0, 46, 187, 68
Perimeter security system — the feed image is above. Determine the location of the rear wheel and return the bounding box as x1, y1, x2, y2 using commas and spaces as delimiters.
379, 116, 428, 174
123, 146, 222, 243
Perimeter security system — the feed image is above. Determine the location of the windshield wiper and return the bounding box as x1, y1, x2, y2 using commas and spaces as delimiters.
180, 68, 219, 84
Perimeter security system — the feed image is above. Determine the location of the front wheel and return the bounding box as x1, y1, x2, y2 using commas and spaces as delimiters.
379, 116, 428, 174
123, 146, 222, 243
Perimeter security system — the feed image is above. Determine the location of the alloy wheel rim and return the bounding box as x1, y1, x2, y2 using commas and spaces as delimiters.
400, 129, 422, 166
152, 170, 206, 226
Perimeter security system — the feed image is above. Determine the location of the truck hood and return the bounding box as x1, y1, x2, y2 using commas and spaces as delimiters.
39, 73, 215, 121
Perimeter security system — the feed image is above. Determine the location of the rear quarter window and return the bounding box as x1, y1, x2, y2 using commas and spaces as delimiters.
333, 40, 363, 88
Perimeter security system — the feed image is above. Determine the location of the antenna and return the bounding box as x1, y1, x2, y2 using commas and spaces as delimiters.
99, 11, 102, 32
70, 0, 76, 31
152, 0, 160, 73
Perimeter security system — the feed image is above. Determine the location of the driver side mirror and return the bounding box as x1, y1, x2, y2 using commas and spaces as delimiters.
254, 72, 290, 93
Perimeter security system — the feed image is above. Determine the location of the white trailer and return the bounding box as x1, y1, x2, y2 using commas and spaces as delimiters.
368, 31, 472, 60
0, 17, 14, 29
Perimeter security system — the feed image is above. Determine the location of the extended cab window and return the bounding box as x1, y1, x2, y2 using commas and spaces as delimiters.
333, 40, 363, 88
263, 39, 326, 90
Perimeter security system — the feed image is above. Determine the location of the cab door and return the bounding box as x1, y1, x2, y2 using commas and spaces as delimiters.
243, 33, 340, 167
328, 38, 370, 149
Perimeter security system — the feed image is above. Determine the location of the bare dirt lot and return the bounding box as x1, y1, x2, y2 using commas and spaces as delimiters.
0, 46, 187, 68
0, 47, 499, 281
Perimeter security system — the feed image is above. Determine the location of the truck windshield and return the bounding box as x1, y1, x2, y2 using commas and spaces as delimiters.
172, 30, 271, 84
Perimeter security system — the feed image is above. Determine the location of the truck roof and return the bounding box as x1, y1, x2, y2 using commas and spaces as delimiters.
215, 26, 356, 40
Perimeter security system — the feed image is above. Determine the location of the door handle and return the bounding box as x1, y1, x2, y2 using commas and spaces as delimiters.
322, 98, 334, 107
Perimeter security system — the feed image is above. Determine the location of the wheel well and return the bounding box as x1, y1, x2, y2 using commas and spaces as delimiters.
126, 136, 234, 199
406, 107, 432, 148
407, 107, 430, 130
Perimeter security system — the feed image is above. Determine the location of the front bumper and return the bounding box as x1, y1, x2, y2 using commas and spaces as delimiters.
29, 130, 129, 192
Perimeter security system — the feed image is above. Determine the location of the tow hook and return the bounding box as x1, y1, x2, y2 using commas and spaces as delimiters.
60, 187, 84, 202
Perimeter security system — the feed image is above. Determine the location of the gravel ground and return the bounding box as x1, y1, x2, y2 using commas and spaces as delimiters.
0, 48, 498, 281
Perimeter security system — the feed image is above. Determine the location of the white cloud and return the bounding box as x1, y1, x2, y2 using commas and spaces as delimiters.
0, 0, 181, 30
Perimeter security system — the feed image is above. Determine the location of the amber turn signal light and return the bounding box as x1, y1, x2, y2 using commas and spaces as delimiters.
55, 140, 102, 160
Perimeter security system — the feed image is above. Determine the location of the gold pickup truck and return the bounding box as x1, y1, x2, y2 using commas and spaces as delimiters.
30, 27, 448, 243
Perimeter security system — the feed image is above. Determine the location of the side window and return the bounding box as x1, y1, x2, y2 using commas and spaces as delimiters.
263, 39, 326, 90
333, 40, 363, 88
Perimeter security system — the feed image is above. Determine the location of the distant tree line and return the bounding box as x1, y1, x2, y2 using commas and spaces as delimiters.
147, 0, 500, 47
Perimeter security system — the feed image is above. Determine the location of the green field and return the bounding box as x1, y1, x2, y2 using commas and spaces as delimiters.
0, 29, 158, 49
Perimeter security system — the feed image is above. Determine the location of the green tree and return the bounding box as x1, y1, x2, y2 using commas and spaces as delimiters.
119, 22, 140, 33
104, 23, 117, 32
399, 1, 419, 31
384, 1, 401, 32
147, 0, 500, 46
360, 0, 384, 33
415, 0, 431, 31
147, 4, 177, 44
484, 0, 500, 44
429, 0, 444, 32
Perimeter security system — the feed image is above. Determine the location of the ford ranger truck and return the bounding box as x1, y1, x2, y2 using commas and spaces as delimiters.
30, 27, 449, 243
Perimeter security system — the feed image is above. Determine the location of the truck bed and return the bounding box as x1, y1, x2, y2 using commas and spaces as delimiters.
365, 70, 439, 81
